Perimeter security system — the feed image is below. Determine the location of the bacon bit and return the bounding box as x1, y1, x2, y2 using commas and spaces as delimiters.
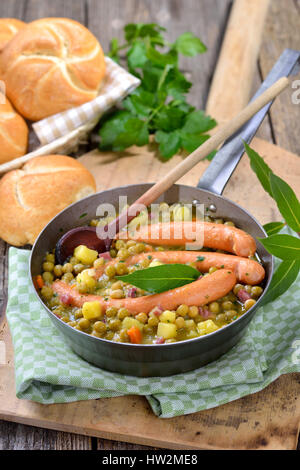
60, 293, 72, 305
154, 337, 165, 344
127, 287, 137, 298
237, 289, 251, 303
198, 306, 210, 319
100, 251, 112, 260
150, 306, 163, 317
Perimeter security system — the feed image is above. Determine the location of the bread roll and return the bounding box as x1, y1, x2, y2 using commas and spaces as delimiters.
0, 155, 96, 246
1, 18, 106, 121
0, 18, 25, 52
0, 95, 28, 164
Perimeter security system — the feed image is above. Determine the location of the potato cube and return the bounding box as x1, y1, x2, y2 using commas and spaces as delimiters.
197, 319, 219, 336
122, 317, 144, 331
159, 310, 176, 323
76, 270, 97, 289
157, 322, 177, 339
186, 330, 198, 339
74, 245, 98, 265
82, 301, 102, 320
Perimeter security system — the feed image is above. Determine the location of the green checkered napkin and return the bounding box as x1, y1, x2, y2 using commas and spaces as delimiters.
6, 243, 300, 418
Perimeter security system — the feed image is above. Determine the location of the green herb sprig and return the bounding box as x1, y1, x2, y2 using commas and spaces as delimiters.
244, 142, 300, 303
99, 23, 217, 160
117, 263, 200, 293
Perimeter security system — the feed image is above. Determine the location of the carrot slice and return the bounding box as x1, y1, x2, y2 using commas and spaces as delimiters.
127, 326, 142, 344
35, 275, 44, 289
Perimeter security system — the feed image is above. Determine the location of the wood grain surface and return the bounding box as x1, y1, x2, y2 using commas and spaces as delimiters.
1, 314, 300, 450
0, 136, 299, 451
259, 0, 300, 155
206, 0, 271, 125
0, 0, 299, 451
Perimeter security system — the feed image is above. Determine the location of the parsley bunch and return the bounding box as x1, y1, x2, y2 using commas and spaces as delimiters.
98, 23, 217, 160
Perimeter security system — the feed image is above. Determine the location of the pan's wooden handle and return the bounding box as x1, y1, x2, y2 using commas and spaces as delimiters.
133, 76, 289, 208
206, 0, 270, 125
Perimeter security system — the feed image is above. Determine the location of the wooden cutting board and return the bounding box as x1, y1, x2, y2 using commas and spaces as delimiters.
0, 136, 300, 450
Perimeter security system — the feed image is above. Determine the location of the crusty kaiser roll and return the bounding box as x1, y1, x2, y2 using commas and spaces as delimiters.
0, 94, 28, 164
1, 18, 106, 121
0, 18, 25, 52
0, 155, 96, 246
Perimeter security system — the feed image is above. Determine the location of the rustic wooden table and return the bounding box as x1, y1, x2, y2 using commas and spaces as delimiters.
0, 0, 299, 451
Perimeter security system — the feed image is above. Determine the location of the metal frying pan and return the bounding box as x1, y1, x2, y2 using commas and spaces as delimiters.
30, 49, 300, 377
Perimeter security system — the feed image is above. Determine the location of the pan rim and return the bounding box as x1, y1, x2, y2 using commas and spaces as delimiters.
30, 182, 274, 350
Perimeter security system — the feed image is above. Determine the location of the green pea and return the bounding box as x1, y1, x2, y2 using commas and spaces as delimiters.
62, 272, 74, 283
105, 265, 116, 278
115, 262, 128, 275
119, 329, 129, 342
117, 248, 129, 260
93, 321, 107, 333
108, 319, 122, 331
78, 318, 90, 330
245, 299, 256, 310
148, 316, 159, 327
106, 307, 118, 317
42, 261, 54, 272
224, 221, 235, 227
62, 263, 73, 273
216, 313, 227, 323
209, 302, 220, 314
225, 310, 237, 320
251, 286, 263, 298
45, 253, 55, 263
73, 264, 85, 274
222, 301, 234, 311
41, 286, 53, 300
176, 304, 189, 316
53, 265, 63, 277
136, 312, 148, 324
42, 271, 54, 283
74, 310, 83, 319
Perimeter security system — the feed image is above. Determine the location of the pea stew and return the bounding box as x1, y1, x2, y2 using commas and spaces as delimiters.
36, 203, 264, 345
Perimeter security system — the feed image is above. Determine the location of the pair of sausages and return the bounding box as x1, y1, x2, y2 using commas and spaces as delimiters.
92, 250, 264, 285
52, 222, 264, 314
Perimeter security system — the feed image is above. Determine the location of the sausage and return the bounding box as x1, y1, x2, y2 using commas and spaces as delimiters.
52, 269, 237, 314
118, 222, 257, 257
94, 251, 265, 285
130, 251, 264, 285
